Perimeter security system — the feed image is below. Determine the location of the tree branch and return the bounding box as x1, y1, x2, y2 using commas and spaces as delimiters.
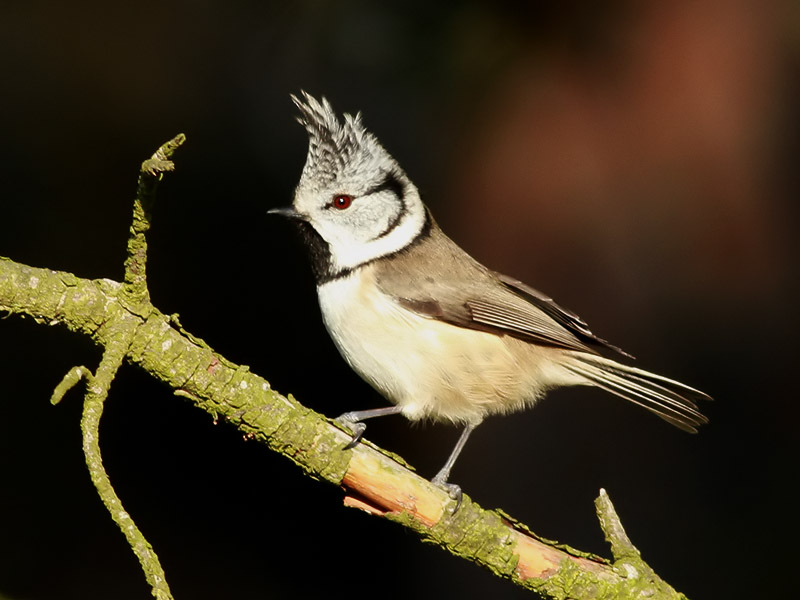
0, 137, 690, 600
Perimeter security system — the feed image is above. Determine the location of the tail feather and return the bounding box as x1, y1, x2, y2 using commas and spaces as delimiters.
564, 354, 710, 433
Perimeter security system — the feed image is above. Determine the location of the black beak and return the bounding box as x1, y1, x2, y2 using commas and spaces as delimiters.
267, 206, 305, 220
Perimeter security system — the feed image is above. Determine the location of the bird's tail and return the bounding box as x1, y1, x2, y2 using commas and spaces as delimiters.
563, 353, 711, 432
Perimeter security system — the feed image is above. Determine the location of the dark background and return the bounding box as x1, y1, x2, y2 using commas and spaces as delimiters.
1, 1, 798, 598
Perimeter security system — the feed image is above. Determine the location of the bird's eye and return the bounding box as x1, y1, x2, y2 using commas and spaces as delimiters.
332, 194, 353, 210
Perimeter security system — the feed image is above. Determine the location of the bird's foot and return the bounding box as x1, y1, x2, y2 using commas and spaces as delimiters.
431, 473, 463, 512
335, 413, 367, 449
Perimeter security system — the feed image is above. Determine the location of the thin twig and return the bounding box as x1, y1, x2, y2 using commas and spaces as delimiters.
79, 337, 173, 600
596, 488, 640, 560
50, 365, 94, 405
123, 133, 185, 307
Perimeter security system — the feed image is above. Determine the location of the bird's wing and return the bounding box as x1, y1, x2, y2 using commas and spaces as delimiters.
494, 274, 632, 357
394, 288, 594, 353
387, 269, 628, 356
374, 223, 628, 356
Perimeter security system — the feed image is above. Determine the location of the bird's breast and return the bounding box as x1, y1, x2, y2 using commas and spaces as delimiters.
317, 270, 427, 405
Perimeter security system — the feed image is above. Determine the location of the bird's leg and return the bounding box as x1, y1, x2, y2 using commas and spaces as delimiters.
335, 406, 403, 449
431, 423, 477, 511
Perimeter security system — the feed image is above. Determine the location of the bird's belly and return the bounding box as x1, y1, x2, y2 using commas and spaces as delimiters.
317, 273, 562, 424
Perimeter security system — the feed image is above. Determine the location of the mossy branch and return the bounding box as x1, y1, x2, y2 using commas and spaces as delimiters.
0, 137, 689, 600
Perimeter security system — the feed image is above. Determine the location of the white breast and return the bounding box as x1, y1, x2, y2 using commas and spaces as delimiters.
316, 268, 577, 424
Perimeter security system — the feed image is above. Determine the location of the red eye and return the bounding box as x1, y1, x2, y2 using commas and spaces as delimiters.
332, 194, 353, 210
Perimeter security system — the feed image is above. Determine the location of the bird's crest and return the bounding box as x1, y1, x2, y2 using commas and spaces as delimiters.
292, 91, 389, 186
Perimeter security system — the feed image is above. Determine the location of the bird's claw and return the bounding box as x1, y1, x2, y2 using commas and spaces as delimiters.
335, 414, 366, 449
431, 476, 463, 512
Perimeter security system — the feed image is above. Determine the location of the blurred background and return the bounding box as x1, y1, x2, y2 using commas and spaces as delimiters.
1, 1, 798, 598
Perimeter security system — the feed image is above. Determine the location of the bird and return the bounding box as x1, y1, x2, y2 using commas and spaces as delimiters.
269, 91, 710, 506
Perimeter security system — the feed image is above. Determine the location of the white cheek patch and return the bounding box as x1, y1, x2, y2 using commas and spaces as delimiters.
327, 194, 427, 272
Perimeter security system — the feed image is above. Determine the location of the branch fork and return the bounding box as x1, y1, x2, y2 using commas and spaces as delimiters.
46, 135, 186, 600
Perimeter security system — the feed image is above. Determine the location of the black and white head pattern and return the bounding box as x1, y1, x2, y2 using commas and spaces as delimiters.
290, 92, 428, 282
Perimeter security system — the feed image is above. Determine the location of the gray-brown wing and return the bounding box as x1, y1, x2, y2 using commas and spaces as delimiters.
374, 222, 625, 355
496, 274, 632, 358
396, 287, 596, 353
391, 271, 610, 354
